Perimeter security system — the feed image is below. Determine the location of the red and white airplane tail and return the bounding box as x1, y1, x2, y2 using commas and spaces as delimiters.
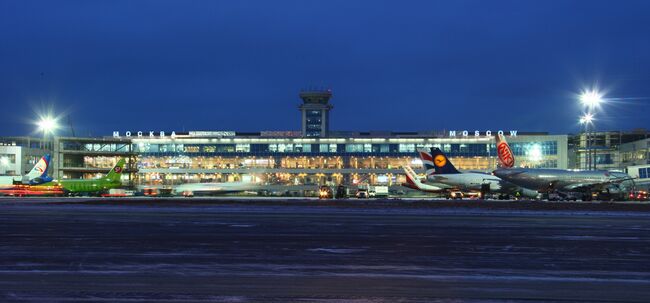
401, 166, 443, 192
417, 148, 436, 176
495, 133, 515, 168
402, 166, 421, 190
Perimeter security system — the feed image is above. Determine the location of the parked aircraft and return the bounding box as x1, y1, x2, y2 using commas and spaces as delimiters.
19, 154, 54, 185
402, 148, 536, 198
401, 166, 446, 192
418, 147, 506, 192
492, 134, 634, 200
0, 154, 53, 187
1, 158, 127, 196
418, 147, 539, 198
174, 181, 261, 196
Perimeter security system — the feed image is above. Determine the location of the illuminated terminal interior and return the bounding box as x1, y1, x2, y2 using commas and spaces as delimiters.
3, 90, 649, 194
49, 133, 567, 189
4, 89, 572, 190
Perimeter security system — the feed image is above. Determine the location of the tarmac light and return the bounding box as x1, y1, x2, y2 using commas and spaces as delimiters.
37, 116, 58, 133
580, 90, 604, 108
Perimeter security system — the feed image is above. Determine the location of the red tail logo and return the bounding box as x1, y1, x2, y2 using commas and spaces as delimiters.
497, 141, 514, 168
405, 173, 415, 186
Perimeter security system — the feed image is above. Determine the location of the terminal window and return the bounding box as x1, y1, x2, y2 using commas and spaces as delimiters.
305, 110, 323, 137
0, 154, 16, 164
398, 144, 416, 153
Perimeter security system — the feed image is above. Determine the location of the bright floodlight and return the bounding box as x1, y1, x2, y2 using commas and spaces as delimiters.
37, 117, 58, 133
580, 90, 603, 108
528, 144, 542, 162
580, 113, 594, 124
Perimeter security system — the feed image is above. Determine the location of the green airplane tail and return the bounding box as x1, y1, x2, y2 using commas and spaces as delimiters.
106, 158, 127, 183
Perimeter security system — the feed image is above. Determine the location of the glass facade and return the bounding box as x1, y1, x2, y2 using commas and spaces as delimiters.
52, 135, 567, 187
131, 141, 559, 159
120, 136, 565, 187
305, 110, 322, 137
0, 153, 16, 164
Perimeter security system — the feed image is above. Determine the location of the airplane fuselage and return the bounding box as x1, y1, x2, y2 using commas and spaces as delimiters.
427, 172, 503, 192
493, 168, 633, 193
174, 182, 260, 195
31, 178, 122, 193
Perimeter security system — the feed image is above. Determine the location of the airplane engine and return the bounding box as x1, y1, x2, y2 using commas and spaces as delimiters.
488, 182, 502, 191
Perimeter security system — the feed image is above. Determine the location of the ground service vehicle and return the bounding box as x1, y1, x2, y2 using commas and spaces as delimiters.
448, 191, 464, 200
368, 186, 389, 198
356, 189, 369, 199
629, 191, 649, 201
319, 186, 333, 199
101, 189, 135, 197
335, 185, 347, 199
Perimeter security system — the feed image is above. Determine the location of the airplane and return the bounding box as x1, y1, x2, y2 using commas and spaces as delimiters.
418, 147, 504, 191
19, 154, 54, 185
0, 154, 53, 188
174, 181, 261, 197
401, 165, 446, 193
0, 154, 55, 195
492, 134, 635, 200
400, 148, 533, 198
1, 158, 127, 196
416, 147, 538, 198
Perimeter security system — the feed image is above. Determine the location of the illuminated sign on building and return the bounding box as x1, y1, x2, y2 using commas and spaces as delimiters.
112, 130, 237, 138
111, 130, 518, 139
188, 131, 236, 138
448, 130, 518, 137
113, 131, 177, 138
260, 131, 301, 137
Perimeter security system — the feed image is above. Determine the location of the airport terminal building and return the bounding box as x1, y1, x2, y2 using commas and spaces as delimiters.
31, 90, 568, 191
7, 89, 649, 192
47, 130, 567, 189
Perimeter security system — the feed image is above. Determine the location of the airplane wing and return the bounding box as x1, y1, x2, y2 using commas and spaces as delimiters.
531, 180, 560, 193
431, 175, 450, 182
562, 177, 636, 192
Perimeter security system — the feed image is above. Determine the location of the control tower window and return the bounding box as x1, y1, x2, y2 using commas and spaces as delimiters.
299, 89, 332, 137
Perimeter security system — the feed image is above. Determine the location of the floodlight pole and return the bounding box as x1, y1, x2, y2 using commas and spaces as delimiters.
592, 123, 596, 170
585, 123, 591, 170
579, 90, 603, 170
42, 129, 46, 150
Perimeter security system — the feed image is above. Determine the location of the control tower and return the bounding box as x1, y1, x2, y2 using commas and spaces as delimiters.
298, 89, 333, 137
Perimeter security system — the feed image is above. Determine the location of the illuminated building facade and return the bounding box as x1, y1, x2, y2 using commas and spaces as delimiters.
2, 89, 578, 191
0, 137, 51, 177
49, 131, 568, 190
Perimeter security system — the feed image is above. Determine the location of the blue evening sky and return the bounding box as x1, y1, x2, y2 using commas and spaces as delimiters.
1, 0, 649, 136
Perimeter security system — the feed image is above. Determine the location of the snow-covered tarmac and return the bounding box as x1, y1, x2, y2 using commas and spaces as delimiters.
1, 199, 649, 302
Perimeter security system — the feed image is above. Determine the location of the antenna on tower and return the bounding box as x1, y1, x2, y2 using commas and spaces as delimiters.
67, 116, 75, 137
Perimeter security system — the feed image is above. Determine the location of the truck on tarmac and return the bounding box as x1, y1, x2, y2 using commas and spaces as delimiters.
368, 186, 389, 198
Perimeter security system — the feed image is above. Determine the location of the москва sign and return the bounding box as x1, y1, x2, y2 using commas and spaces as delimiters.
448, 130, 518, 137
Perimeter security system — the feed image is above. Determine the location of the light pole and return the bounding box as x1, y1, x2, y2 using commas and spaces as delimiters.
579, 90, 603, 170
579, 113, 594, 170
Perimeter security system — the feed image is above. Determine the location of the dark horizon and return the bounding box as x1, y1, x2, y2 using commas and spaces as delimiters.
1, 0, 650, 137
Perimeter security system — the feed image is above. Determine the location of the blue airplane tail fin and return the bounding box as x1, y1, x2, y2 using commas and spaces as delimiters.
428, 148, 461, 174
25, 154, 53, 185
